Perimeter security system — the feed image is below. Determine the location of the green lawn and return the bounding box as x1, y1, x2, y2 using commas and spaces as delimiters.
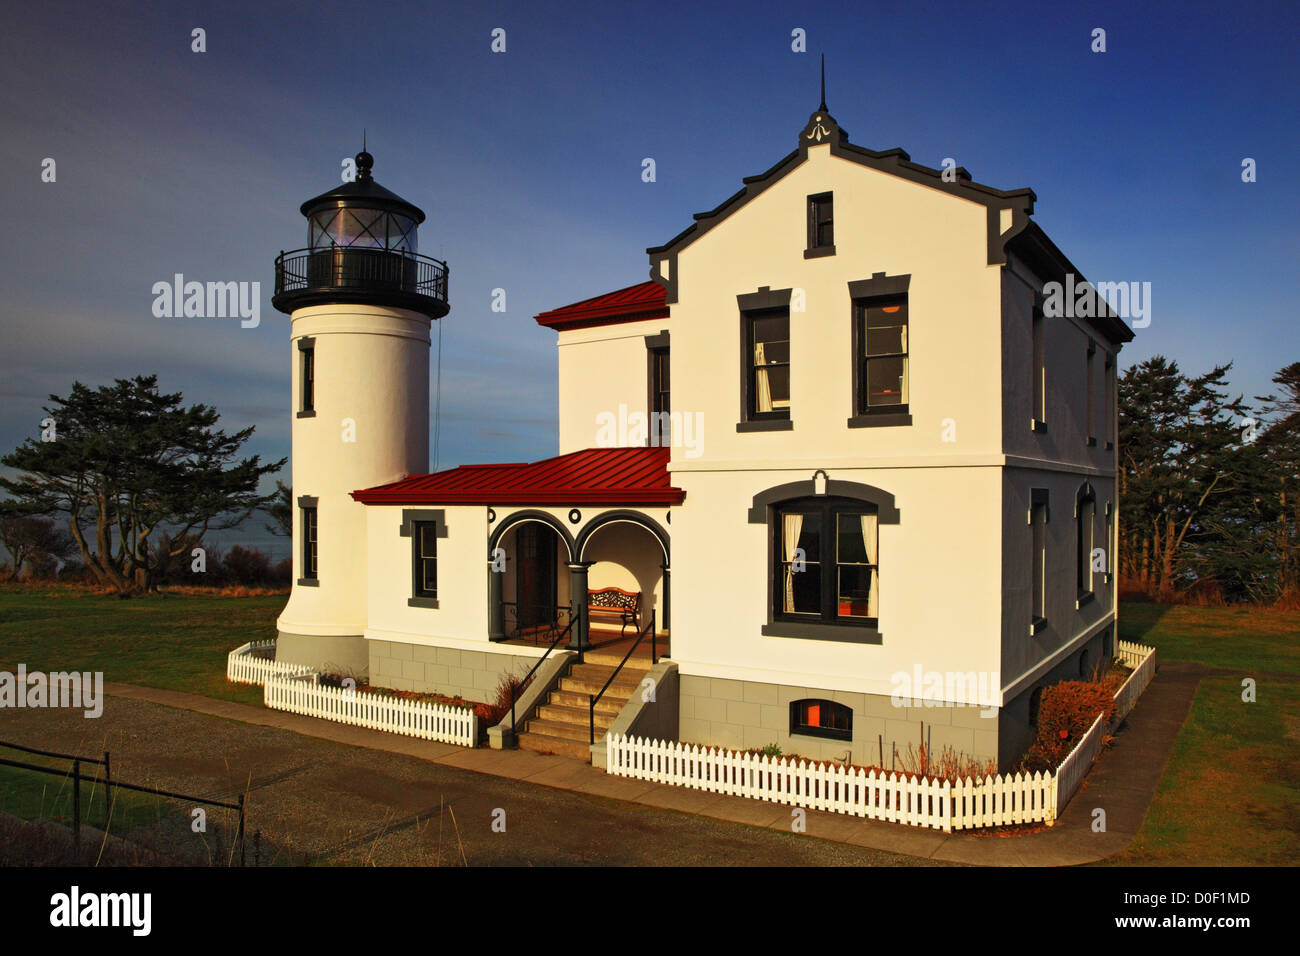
1100, 675, 1299, 865
0, 585, 280, 706
1117, 601, 1299, 675
1107, 600, 1299, 865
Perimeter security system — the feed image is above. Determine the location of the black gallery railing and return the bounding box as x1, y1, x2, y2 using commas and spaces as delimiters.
274, 246, 448, 302
499, 602, 572, 645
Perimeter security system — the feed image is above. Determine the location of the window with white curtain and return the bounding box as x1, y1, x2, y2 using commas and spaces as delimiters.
774, 497, 878, 625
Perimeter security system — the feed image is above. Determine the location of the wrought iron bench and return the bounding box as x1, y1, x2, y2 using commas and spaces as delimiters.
587, 587, 641, 639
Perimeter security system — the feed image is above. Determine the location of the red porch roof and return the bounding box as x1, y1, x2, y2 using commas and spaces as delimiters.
533, 280, 668, 331
352, 446, 684, 505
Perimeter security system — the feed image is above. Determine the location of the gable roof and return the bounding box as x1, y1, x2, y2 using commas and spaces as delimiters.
352, 446, 684, 505
534, 281, 668, 331
646, 106, 1037, 277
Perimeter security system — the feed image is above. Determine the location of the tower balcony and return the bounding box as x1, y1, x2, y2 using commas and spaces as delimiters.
272, 246, 450, 320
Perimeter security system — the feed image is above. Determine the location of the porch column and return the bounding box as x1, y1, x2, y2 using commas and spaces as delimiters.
488, 556, 504, 641
567, 562, 591, 650
660, 564, 670, 632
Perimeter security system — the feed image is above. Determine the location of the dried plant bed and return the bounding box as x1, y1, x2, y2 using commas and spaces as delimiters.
676, 742, 999, 786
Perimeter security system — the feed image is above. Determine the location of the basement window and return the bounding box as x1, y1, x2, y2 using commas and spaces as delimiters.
790, 698, 852, 741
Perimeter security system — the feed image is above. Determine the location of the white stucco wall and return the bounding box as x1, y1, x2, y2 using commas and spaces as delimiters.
557, 318, 669, 455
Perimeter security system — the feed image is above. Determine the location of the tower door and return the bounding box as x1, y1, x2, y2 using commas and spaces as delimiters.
515, 523, 557, 630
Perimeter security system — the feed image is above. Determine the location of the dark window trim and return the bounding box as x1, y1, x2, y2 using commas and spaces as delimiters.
758, 489, 892, 644
805, 192, 835, 257
298, 495, 318, 585
738, 287, 793, 428
848, 273, 912, 426
789, 698, 853, 741
645, 330, 670, 423
297, 337, 316, 419
1086, 337, 1097, 446
1031, 293, 1046, 432
1075, 482, 1097, 605
1030, 488, 1050, 634
401, 508, 446, 608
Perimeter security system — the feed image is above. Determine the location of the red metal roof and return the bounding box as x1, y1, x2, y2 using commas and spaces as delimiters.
534, 280, 668, 331
352, 446, 684, 505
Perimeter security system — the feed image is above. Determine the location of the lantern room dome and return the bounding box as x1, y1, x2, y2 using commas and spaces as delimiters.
273, 149, 448, 320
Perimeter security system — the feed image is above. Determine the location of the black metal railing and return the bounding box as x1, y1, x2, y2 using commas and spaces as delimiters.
589, 609, 657, 745
499, 602, 572, 645
274, 245, 448, 302
508, 618, 578, 744
0, 739, 245, 863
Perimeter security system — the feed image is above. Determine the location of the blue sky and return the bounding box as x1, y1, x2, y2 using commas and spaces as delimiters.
1, 0, 1295, 558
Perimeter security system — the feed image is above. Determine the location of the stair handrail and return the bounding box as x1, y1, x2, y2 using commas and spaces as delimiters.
588, 609, 657, 745
510, 618, 576, 744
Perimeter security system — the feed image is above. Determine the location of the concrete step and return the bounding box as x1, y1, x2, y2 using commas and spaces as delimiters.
536, 702, 618, 731
522, 717, 601, 744
583, 646, 669, 668
548, 689, 624, 714
516, 731, 591, 761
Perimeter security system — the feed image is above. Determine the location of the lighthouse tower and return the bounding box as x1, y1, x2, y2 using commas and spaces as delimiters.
271, 149, 449, 674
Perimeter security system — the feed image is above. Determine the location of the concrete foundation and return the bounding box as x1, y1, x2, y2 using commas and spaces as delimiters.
276, 631, 368, 677
367, 640, 539, 703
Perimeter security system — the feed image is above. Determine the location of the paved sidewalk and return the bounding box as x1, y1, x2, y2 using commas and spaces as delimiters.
101, 662, 1204, 865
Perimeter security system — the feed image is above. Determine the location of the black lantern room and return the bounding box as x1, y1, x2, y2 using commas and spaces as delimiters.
272, 150, 449, 319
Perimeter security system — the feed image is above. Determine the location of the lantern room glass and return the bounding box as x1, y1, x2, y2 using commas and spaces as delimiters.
308, 208, 417, 253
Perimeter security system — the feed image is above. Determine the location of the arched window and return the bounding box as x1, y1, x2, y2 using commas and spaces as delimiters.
1076, 482, 1097, 603
773, 496, 878, 626
790, 699, 852, 741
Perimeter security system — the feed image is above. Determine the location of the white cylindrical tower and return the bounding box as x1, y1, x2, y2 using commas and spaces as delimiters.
271, 149, 449, 674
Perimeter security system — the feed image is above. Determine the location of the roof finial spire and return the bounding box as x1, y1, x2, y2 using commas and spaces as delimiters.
819, 53, 826, 111
363, 128, 367, 152
356, 129, 374, 182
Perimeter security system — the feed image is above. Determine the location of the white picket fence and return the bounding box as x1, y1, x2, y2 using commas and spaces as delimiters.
225, 640, 477, 747
1112, 640, 1157, 723
1052, 712, 1106, 809
226, 640, 315, 685
607, 639, 1158, 832
263, 674, 478, 747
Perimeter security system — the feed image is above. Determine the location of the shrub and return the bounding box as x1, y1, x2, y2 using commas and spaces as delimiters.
223, 545, 273, 586
1019, 680, 1115, 772
755, 743, 783, 758
486, 670, 533, 726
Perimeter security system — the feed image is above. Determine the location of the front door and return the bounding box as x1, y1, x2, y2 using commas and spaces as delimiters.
515, 523, 557, 632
